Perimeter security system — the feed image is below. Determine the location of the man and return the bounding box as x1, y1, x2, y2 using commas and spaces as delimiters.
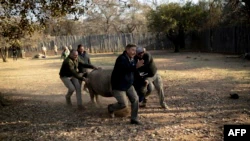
68, 45, 73, 51
42, 46, 47, 57
108, 44, 144, 125
61, 46, 70, 60
54, 45, 58, 55
77, 44, 91, 74
59, 49, 97, 110
77, 44, 92, 92
134, 47, 168, 109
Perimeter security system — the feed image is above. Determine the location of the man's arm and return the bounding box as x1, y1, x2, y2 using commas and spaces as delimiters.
116, 56, 143, 72
142, 53, 152, 68
88, 58, 91, 65
145, 76, 154, 83
68, 61, 84, 80
116, 57, 136, 72
78, 57, 96, 69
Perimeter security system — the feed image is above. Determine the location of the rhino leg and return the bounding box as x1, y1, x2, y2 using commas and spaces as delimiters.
95, 95, 101, 106
83, 83, 89, 93
85, 83, 96, 105
89, 89, 96, 104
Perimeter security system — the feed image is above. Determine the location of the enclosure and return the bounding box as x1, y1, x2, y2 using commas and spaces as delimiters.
0, 50, 250, 140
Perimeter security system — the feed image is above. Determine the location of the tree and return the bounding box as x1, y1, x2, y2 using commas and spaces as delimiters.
147, 2, 209, 52
0, 0, 88, 62
112, 0, 149, 33
222, 0, 250, 25
67, 0, 149, 35
229, 0, 250, 20
74, 0, 123, 34
96, 0, 122, 33
207, 0, 223, 28
44, 18, 84, 36
77, 0, 149, 35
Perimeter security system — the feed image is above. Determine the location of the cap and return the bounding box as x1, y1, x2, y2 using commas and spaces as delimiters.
136, 47, 144, 54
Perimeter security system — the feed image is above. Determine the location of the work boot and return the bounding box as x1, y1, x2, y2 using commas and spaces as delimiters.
107, 104, 115, 118
161, 102, 169, 109
65, 96, 72, 106
130, 119, 142, 125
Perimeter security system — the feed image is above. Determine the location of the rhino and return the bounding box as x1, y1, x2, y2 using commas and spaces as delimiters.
84, 68, 113, 105
83, 68, 132, 117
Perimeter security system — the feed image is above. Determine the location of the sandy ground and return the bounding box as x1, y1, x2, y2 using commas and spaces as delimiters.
0, 50, 250, 141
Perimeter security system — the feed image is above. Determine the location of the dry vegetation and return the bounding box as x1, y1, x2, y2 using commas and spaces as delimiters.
0, 51, 250, 141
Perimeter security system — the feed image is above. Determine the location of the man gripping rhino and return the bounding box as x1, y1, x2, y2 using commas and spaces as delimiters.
59, 50, 97, 110
77, 44, 92, 74
108, 44, 144, 125
77, 44, 92, 91
134, 47, 168, 109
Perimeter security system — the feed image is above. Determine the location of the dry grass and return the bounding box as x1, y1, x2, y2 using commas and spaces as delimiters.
0, 51, 250, 141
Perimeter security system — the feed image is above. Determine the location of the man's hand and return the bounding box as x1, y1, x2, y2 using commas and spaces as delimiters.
82, 72, 87, 77
136, 59, 144, 68
82, 77, 86, 81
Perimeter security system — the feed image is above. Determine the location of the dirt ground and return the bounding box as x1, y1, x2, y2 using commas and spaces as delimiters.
0, 50, 250, 141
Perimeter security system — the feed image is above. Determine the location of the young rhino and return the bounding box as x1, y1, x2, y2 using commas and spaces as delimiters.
84, 68, 131, 117
84, 68, 113, 105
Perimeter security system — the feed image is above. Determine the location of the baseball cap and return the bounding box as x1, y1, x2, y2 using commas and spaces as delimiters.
136, 47, 144, 54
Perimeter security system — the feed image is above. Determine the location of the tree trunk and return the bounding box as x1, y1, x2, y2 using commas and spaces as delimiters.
21, 49, 26, 58
0, 47, 8, 62
166, 31, 180, 53
178, 25, 185, 49
174, 43, 180, 53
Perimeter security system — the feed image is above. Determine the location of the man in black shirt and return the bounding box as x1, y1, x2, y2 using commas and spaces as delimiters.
108, 44, 144, 125
77, 44, 92, 92
59, 50, 97, 110
134, 47, 168, 109
77, 44, 92, 74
